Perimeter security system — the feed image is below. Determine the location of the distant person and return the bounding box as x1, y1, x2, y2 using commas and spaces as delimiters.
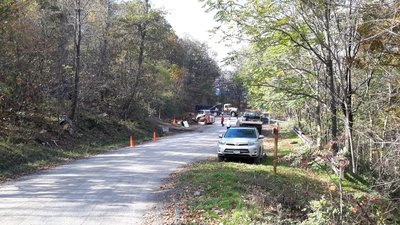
226, 119, 231, 129
221, 114, 224, 127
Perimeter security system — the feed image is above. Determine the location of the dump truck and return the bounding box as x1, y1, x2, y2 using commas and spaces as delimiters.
238, 111, 263, 133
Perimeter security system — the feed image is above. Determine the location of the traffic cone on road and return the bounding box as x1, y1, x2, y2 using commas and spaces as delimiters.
130, 135, 135, 147
153, 132, 157, 141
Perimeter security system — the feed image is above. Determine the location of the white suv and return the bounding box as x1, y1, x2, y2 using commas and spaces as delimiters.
217, 127, 264, 164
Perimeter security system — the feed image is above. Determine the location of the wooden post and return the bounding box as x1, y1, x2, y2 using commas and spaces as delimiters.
273, 127, 279, 174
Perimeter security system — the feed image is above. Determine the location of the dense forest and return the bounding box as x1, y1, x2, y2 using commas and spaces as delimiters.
203, 0, 400, 198
0, 0, 235, 132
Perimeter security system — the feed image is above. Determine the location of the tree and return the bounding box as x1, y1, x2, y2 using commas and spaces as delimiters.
116, 0, 167, 118
201, 0, 400, 195
69, 0, 83, 122
178, 38, 221, 109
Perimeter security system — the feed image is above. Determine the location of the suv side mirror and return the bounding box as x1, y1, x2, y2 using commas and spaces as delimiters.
258, 135, 264, 139
219, 134, 223, 138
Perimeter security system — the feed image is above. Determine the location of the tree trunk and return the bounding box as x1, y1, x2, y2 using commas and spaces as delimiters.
368, 113, 374, 163
98, 0, 112, 79
316, 102, 322, 150
70, 0, 82, 123
344, 101, 356, 173
343, 61, 355, 172
342, 58, 355, 173
296, 109, 302, 130
343, 0, 357, 173
121, 0, 149, 119
121, 28, 146, 119
315, 71, 323, 150
325, 1, 338, 154
56, 13, 69, 116
328, 59, 338, 153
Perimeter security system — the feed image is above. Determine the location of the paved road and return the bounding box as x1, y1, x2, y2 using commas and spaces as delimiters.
0, 118, 232, 225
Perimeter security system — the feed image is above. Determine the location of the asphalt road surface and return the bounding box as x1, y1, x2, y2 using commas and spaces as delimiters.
0, 117, 234, 225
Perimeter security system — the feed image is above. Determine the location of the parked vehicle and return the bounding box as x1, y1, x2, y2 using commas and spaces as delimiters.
195, 109, 215, 124
217, 127, 264, 164
261, 112, 270, 124
223, 103, 238, 117
238, 111, 263, 133
195, 105, 221, 116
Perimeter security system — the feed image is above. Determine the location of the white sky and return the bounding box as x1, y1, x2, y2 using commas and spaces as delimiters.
150, 0, 232, 68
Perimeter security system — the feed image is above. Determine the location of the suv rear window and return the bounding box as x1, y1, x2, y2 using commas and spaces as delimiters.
224, 129, 257, 138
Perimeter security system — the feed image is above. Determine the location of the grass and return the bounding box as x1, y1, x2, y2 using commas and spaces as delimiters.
165, 124, 399, 224
173, 160, 327, 224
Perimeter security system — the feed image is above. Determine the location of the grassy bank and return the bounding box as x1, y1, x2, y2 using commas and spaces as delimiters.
0, 113, 160, 181
162, 125, 399, 224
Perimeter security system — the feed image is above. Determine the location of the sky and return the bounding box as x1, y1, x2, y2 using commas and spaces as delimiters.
150, 0, 232, 68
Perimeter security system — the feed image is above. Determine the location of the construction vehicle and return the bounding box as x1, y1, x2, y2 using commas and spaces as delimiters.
238, 111, 263, 133
223, 103, 238, 117
195, 105, 221, 116
195, 109, 215, 124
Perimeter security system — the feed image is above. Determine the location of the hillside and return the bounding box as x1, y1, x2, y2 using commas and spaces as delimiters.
0, 112, 161, 181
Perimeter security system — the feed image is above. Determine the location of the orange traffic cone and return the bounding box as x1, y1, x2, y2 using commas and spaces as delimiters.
130, 135, 135, 147
153, 132, 157, 141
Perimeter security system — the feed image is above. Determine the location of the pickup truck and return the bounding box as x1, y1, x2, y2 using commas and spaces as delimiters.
238, 111, 263, 133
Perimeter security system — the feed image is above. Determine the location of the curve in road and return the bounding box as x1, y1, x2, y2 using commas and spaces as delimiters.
0, 118, 232, 225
